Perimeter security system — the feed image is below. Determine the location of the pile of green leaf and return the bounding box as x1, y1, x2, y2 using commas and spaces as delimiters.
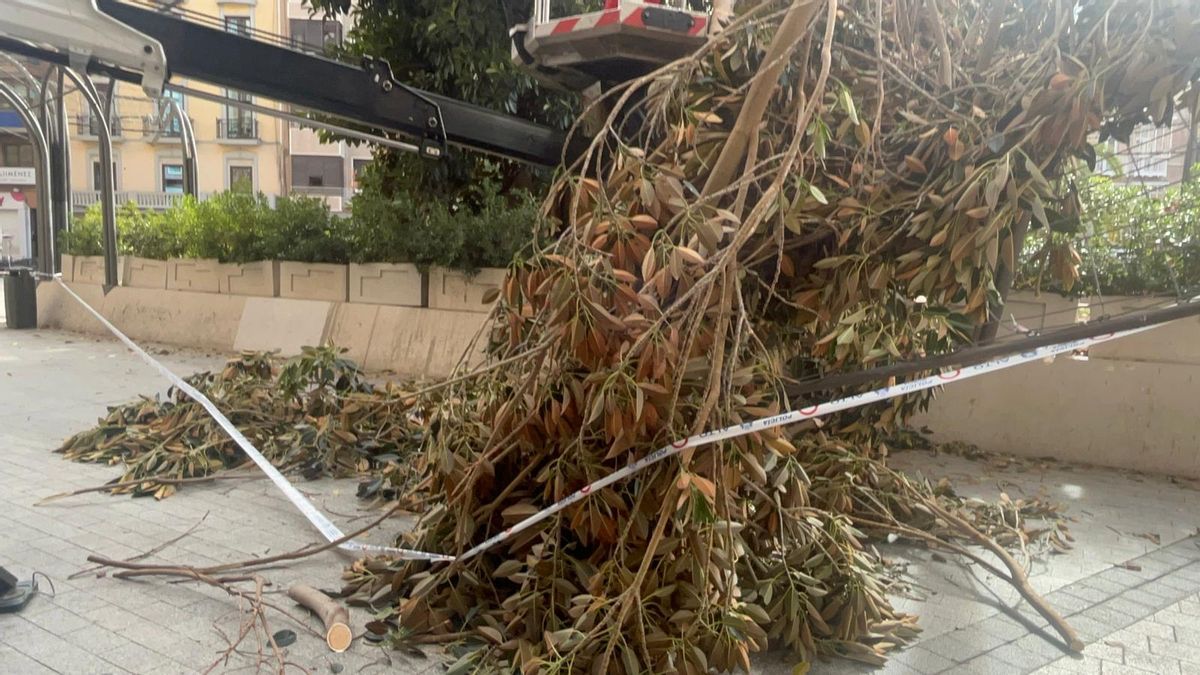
57, 346, 425, 499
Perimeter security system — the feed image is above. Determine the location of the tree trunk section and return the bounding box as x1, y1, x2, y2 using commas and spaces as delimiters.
288, 584, 352, 652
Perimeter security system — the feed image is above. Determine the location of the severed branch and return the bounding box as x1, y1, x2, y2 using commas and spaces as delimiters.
71, 512, 209, 580
37, 470, 262, 504
923, 499, 1084, 652
288, 584, 353, 653
85, 505, 406, 670
87, 504, 403, 578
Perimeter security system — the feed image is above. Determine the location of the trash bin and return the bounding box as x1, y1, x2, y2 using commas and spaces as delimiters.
3, 268, 37, 329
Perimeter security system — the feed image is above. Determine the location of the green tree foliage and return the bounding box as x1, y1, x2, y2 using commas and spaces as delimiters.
1018, 173, 1199, 297
303, 0, 578, 202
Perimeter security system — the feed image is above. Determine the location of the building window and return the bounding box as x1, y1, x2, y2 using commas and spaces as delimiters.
351, 158, 371, 190
78, 81, 121, 137
2, 144, 33, 167
229, 165, 254, 192
291, 155, 344, 189
221, 15, 256, 142
224, 15, 251, 36
155, 89, 186, 137
1099, 121, 1177, 180
91, 159, 118, 191
1124, 124, 1173, 178
161, 164, 185, 193
220, 89, 256, 139
289, 19, 342, 51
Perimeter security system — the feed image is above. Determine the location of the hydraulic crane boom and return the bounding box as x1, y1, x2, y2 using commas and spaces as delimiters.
0, 0, 574, 167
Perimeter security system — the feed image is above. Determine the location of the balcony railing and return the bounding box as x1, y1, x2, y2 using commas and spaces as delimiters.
72, 190, 187, 211
71, 191, 277, 211
142, 114, 182, 138
217, 117, 258, 140
289, 185, 349, 198
73, 114, 122, 138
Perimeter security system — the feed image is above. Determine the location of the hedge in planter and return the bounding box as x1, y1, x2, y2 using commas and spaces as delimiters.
344, 179, 540, 273
62, 192, 344, 265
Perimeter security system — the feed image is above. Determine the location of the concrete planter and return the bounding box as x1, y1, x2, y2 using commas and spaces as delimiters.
348, 262, 424, 307
121, 256, 169, 289
59, 254, 74, 282
167, 258, 220, 293
219, 260, 279, 298
73, 255, 122, 285
427, 267, 506, 313
278, 261, 348, 302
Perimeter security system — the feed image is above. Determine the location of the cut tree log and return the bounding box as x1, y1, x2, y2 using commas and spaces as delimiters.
288, 584, 352, 653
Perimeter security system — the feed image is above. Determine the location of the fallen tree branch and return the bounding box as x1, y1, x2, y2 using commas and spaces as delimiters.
37, 470, 262, 504
87, 504, 404, 578
924, 499, 1084, 652
288, 584, 353, 653
70, 511, 209, 580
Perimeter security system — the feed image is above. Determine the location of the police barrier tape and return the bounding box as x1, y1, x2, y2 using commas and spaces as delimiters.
50, 277, 455, 562
49, 275, 1165, 563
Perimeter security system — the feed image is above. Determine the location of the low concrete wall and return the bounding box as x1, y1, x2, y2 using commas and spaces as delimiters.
167, 258, 220, 294
123, 256, 169, 290
915, 291, 1200, 478
74, 255, 123, 285
36, 280, 487, 377
429, 267, 505, 312
349, 263, 423, 307
219, 261, 279, 297
279, 262, 349, 302
38, 281, 245, 351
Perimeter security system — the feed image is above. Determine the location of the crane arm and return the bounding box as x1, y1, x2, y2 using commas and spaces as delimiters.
0, 0, 575, 167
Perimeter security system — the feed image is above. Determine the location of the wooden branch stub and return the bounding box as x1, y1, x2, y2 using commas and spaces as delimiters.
288, 584, 353, 653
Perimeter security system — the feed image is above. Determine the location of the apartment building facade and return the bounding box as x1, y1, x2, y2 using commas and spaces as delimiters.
59, 0, 369, 213
1098, 111, 1195, 189
283, 0, 373, 212
66, 1, 284, 212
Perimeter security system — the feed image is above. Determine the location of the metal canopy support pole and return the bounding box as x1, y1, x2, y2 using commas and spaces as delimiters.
62, 68, 117, 289
165, 97, 198, 197
0, 53, 41, 100
0, 80, 54, 274
56, 69, 72, 239
36, 65, 71, 271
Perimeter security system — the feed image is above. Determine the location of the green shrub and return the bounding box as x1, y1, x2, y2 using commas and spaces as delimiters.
60, 204, 106, 256
1018, 174, 1199, 297
458, 188, 540, 271
188, 191, 270, 262
345, 181, 539, 272
122, 201, 184, 259
263, 194, 346, 264
61, 184, 537, 272
340, 189, 408, 264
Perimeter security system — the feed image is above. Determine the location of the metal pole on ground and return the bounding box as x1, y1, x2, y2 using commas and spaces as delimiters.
57, 68, 71, 230
61, 69, 117, 289
36, 65, 71, 272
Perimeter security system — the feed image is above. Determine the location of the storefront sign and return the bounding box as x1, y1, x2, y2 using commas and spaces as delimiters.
0, 167, 35, 185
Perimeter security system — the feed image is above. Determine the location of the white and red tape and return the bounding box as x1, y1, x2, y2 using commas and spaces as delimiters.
48, 275, 1174, 563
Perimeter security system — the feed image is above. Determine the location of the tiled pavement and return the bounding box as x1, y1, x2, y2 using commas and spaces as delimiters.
2, 324, 1200, 673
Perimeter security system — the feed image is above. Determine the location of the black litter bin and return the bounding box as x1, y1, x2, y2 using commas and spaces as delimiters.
3, 268, 37, 329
